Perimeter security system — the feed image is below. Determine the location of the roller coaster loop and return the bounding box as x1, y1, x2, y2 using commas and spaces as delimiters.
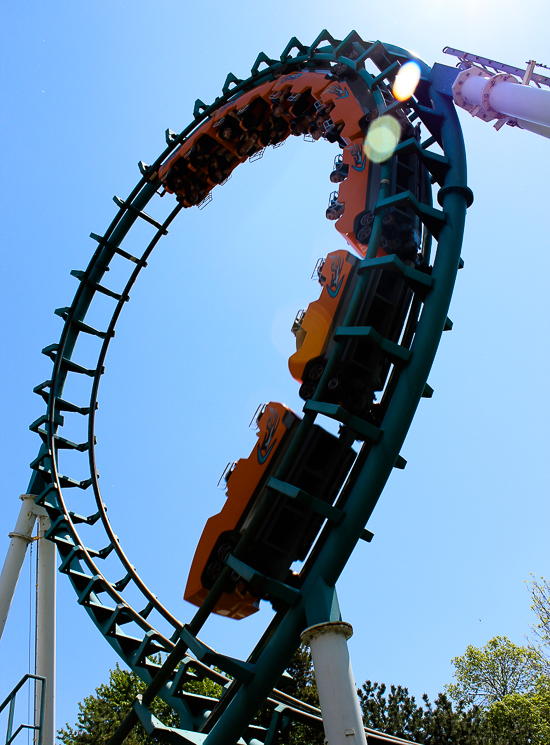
22, 30, 472, 745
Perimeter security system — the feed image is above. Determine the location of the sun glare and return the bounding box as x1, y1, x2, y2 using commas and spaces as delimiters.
365, 116, 402, 163
392, 60, 421, 102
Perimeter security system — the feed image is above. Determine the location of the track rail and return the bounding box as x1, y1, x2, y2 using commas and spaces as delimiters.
25, 31, 472, 743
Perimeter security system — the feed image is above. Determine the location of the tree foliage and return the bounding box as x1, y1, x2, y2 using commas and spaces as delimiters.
58, 649, 319, 745
484, 676, 550, 745
278, 644, 323, 745
251, 645, 322, 745
358, 680, 487, 743
529, 575, 550, 670
59, 623, 550, 745
359, 680, 423, 735
57, 663, 180, 745
359, 677, 550, 744
446, 635, 544, 707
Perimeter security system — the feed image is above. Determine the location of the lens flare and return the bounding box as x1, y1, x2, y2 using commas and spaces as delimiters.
365, 116, 401, 163
392, 60, 421, 102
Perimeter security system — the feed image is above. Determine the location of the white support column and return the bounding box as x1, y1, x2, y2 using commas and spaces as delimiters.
301, 622, 367, 745
0, 496, 55, 743
0, 495, 39, 639
487, 79, 550, 127
35, 514, 55, 745
452, 65, 550, 135
459, 72, 550, 127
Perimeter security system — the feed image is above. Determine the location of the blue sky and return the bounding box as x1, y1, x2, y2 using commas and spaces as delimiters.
1, 0, 549, 733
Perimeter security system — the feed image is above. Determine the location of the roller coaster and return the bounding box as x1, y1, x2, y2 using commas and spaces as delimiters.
2, 29, 483, 745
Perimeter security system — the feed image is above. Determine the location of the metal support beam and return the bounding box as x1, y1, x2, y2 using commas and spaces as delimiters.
301, 622, 366, 745
457, 71, 550, 126
0, 495, 55, 745
35, 515, 55, 745
0, 495, 40, 639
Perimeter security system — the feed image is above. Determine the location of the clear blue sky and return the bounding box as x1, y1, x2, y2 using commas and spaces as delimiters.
1, 0, 549, 733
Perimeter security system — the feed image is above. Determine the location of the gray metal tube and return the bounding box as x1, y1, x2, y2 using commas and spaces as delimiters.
35, 515, 55, 745
461, 73, 550, 127
301, 623, 366, 745
489, 81, 550, 126
0, 495, 38, 639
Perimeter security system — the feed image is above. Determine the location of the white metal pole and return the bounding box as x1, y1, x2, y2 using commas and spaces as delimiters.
35, 514, 56, 745
0, 495, 39, 639
453, 67, 550, 135
301, 622, 367, 745
460, 73, 550, 127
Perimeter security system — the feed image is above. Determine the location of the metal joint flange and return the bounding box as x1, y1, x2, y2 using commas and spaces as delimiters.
452, 66, 520, 122
452, 66, 493, 121
480, 72, 519, 119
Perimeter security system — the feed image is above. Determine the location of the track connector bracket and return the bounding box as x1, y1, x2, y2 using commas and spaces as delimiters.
304, 401, 381, 442
267, 477, 344, 524
225, 554, 301, 608
358, 253, 434, 298
180, 626, 256, 683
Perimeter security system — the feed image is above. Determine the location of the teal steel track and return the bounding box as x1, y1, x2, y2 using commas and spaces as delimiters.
24, 31, 472, 743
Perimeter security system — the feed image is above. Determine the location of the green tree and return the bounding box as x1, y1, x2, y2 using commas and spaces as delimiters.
57, 663, 181, 745
278, 644, 323, 745
528, 575, 550, 673
446, 636, 544, 707
358, 680, 487, 743
358, 680, 423, 736
485, 676, 550, 745
58, 648, 319, 745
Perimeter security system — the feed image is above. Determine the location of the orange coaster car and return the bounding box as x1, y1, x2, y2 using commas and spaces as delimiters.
289, 251, 414, 420
289, 249, 359, 389
184, 402, 354, 619
157, 70, 368, 210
